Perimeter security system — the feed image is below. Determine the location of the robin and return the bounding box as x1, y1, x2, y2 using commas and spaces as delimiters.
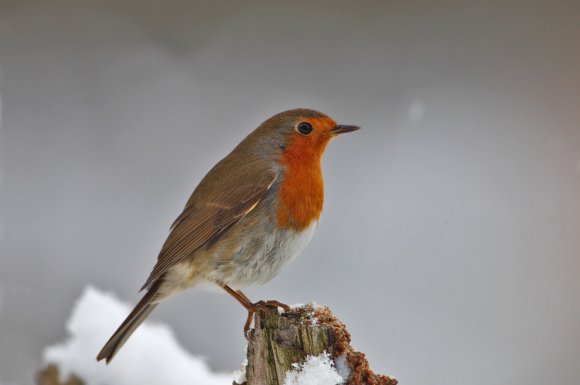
97, 108, 359, 363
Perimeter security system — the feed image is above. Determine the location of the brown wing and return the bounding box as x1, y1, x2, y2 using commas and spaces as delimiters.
140, 171, 277, 291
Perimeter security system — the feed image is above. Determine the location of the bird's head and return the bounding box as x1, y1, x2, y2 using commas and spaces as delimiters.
250, 108, 360, 163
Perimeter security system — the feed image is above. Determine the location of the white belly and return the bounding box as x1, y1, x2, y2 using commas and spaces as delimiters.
227, 221, 318, 289
158, 221, 318, 299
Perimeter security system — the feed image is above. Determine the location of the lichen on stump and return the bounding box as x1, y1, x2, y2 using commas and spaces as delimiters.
239, 305, 397, 385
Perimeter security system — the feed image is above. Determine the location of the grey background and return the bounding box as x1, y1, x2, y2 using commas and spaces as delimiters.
1, 1, 580, 384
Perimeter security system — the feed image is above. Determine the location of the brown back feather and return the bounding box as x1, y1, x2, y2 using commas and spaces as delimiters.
140, 169, 277, 291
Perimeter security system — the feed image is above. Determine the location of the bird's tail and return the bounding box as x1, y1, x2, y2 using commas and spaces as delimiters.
96, 281, 161, 363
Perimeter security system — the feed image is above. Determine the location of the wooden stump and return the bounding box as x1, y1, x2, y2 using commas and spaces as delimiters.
239, 305, 397, 385
36, 364, 84, 385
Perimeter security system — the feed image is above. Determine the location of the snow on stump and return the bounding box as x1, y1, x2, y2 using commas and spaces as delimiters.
238, 305, 397, 385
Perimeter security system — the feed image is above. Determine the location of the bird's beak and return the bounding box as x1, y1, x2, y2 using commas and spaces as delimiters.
331, 124, 361, 135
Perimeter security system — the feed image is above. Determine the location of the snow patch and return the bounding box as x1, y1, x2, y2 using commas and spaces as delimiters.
309, 301, 324, 309
334, 354, 351, 381
288, 302, 324, 310
286, 302, 324, 325
233, 358, 247, 384
283, 352, 345, 385
42, 286, 234, 385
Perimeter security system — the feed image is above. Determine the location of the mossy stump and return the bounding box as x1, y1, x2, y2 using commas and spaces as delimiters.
239, 305, 397, 385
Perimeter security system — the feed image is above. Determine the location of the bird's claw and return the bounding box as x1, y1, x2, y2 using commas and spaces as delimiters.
243, 300, 291, 338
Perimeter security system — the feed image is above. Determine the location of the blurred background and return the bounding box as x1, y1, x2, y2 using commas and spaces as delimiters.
1, 0, 579, 384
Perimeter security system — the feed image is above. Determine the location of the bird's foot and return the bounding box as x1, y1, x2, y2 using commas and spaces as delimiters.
254, 300, 291, 313
243, 300, 291, 338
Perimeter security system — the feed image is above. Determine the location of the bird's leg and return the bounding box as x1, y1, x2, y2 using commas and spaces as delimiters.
235, 290, 252, 304
221, 284, 252, 308
221, 284, 264, 336
221, 284, 290, 337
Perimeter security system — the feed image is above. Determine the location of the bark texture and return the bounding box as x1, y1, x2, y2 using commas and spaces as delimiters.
239, 304, 397, 385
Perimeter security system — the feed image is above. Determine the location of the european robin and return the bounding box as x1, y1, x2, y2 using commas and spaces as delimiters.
97, 108, 359, 363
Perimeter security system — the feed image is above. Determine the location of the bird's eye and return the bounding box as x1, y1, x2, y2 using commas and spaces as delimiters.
296, 122, 313, 135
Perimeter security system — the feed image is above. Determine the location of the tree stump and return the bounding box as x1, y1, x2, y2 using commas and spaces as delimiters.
238, 304, 397, 385
36, 364, 84, 385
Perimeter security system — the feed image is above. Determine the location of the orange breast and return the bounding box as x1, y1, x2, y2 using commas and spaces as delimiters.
277, 132, 329, 230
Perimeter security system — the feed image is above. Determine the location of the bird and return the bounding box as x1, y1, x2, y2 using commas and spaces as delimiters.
97, 108, 359, 363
